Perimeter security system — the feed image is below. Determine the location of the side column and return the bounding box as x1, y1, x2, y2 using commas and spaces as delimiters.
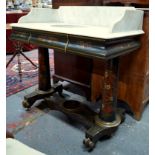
99, 58, 119, 122
22, 47, 53, 108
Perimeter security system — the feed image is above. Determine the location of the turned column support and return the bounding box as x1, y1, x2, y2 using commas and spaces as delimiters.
99, 58, 119, 122
38, 47, 51, 91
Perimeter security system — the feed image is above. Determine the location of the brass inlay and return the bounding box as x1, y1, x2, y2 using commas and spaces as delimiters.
28, 33, 32, 44
65, 34, 69, 53
95, 114, 121, 128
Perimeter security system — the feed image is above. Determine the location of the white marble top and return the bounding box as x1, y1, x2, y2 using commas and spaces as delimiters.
11, 22, 143, 39
11, 6, 144, 39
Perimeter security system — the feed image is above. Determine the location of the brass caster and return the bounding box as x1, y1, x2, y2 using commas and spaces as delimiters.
22, 100, 31, 109
83, 138, 95, 151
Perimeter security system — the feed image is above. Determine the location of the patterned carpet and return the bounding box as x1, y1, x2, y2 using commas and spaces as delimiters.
6, 49, 54, 97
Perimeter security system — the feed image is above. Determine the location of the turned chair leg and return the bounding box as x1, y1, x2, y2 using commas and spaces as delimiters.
6, 41, 38, 82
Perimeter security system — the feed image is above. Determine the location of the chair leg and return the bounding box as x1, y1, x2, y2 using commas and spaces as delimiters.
6, 41, 37, 82
20, 51, 38, 68
6, 41, 22, 68
6, 50, 18, 68
17, 51, 22, 82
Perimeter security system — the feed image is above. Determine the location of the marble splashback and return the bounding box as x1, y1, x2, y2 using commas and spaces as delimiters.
12, 6, 144, 39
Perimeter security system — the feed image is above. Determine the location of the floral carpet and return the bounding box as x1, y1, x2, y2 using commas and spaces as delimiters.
6, 49, 54, 97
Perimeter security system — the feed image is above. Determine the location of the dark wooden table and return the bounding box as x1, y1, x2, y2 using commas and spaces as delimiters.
10, 26, 141, 150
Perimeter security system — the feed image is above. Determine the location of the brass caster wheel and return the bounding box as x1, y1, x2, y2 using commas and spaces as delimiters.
22, 100, 31, 109
83, 138, 95, 151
